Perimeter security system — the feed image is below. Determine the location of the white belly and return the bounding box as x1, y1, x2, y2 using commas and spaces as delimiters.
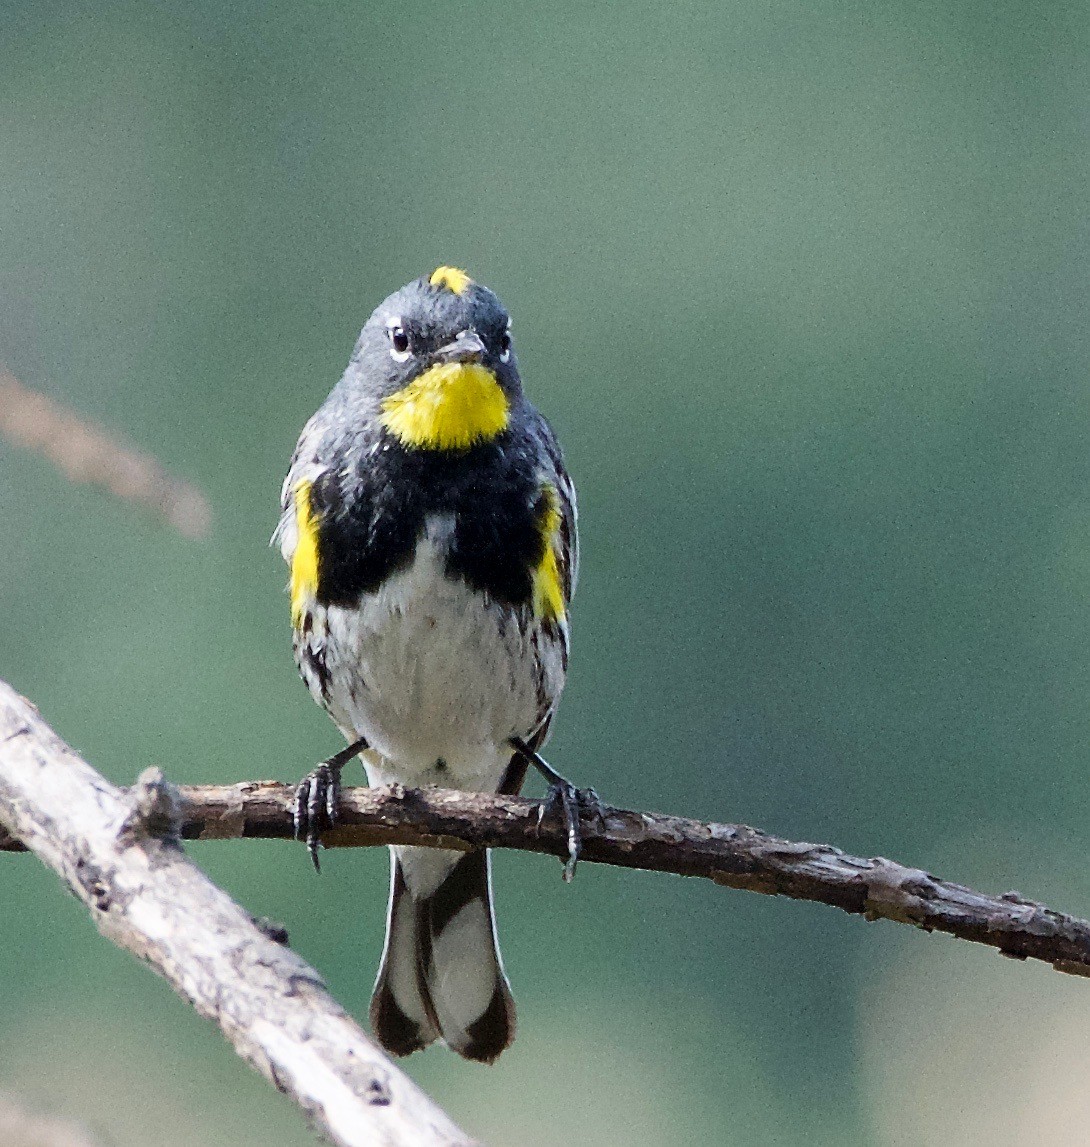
319, 518, 563, 794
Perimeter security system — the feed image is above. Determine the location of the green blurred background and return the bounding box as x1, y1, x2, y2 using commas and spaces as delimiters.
3, 1, 1090, 1143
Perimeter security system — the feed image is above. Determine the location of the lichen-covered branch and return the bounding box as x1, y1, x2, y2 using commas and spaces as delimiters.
9, 760, 1090, 981
0, 682, 473, 1147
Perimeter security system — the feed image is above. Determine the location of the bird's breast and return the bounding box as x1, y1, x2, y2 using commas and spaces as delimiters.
311, 443, 545, 614
318, 518, 559, 787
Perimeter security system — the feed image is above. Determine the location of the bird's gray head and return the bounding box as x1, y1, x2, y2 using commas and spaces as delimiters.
344, 266, 521, 452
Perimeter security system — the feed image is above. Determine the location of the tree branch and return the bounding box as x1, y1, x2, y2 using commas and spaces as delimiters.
0, 682, 473, 1147
0, 1094, 103, 1147
9, 761, 1090, 980
0, 366, 212, 539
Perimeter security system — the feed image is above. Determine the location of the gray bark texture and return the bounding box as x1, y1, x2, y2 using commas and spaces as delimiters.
10, 753, 1090, 979
0, 682, 474, 1147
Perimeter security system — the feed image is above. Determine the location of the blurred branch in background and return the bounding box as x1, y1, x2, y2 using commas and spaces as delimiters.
0, 1094, 103, 1147
0, 367, 212, 539
10, 761, 1090, 982
0, 682, 472, 1147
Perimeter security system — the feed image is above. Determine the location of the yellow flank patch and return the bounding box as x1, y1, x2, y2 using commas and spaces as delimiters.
429, 265, 473, 294
532, 484, 566, 623
380, 362, 509, 450
290, 480, 320, 627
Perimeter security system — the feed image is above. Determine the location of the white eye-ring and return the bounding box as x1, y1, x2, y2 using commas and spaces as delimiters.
387, 319, 412, 362
499, 323, 512, 364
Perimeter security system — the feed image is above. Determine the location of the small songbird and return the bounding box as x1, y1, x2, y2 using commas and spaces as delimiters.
274, 267, 582, 1063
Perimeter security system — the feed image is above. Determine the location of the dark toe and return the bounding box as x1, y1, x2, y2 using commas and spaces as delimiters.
293, 764, 340, 873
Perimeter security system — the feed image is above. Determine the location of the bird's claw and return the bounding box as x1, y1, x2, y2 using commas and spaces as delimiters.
537, 780, 600, 883
291, 737, 368, 873
293, 762, 341, 873
510, 736, 601, 883
579, 787, 608, 828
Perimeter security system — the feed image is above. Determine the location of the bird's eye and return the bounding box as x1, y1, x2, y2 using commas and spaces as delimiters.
388, 323, 411, 361
498, 328, 512, 363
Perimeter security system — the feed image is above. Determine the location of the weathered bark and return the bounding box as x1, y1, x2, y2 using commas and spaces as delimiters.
0, 683, 473, 1147
8, 674, 1090, 1147
10, 769, 1090, 979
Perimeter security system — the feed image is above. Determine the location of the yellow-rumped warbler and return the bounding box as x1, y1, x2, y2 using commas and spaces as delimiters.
274, 267, 582, 1063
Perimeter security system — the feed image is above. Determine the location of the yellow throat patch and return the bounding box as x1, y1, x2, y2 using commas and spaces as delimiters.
429, 265, 473, 294
290, 480, 320, 627
532, 484, 566, 623
380, 363, 509, 451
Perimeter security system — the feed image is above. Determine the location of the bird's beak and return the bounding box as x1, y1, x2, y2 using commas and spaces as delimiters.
434, 329, 486, 365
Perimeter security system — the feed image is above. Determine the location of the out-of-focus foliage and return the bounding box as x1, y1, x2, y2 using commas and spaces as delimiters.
2, 2, 1089, 1143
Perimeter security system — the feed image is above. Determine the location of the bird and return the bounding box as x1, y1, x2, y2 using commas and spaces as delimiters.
274, 266, 582, 1063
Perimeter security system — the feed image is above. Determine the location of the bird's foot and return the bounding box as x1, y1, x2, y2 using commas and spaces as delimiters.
510, 737, 600, 882
293, 737, 368, 872
293, 762, 340, 872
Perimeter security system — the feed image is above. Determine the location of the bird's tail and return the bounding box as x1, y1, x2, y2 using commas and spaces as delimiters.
370, 846, 516, 1063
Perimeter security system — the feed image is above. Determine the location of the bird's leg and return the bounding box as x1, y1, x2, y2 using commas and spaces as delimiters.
293, 736, 369, 872
509, 737, 603, 882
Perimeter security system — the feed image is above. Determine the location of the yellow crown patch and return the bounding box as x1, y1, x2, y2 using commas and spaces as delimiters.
429, 266, 473, 295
